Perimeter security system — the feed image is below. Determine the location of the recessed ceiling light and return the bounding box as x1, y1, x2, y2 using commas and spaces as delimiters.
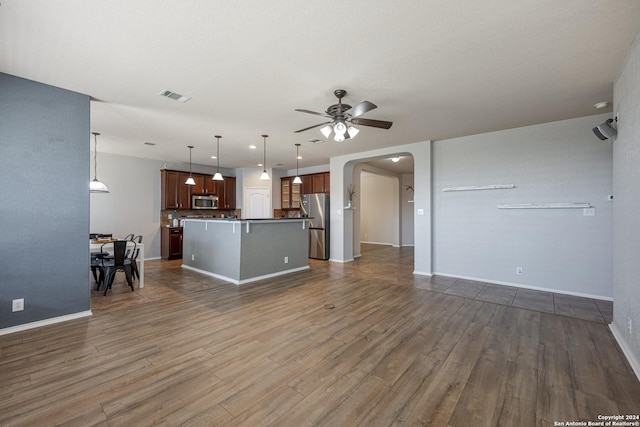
158, 89, 191, 103
257, 163, 263, 167
594, 101, 609, 109
210, 155, 217, 159
391, 157, 400, 162
249, 145, 257, 149
297, 155, 303, 160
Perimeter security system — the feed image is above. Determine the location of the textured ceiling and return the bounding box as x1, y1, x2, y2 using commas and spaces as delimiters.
1, 1, 639, 174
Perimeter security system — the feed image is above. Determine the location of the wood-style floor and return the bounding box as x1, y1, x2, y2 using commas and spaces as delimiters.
1, 244, 638, 426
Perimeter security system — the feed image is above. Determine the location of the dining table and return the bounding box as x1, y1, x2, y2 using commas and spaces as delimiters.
90, 240, 145, 288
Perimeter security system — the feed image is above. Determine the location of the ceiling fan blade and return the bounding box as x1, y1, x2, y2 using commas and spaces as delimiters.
295, 108, 330, 117
345, 101, 377, 118
294, 121, 332, 133
350, 117, 393, 129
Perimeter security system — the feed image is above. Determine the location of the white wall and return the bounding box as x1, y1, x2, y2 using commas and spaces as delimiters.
330, 140, 431, 274
90, 152, 239, 259
401, 174, 415, 246
360, 171, 398, 246
612, 29, 640, 375
432, 114, 613, 299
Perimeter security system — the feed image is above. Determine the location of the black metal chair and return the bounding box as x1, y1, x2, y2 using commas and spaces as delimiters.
129, 235, 143, 281
99, 240, 135, 295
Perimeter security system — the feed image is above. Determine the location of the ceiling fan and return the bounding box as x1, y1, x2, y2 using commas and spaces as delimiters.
294, 89, 393, 142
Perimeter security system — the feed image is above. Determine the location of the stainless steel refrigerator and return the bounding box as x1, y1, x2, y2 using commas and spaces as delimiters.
301, 193, 330, 260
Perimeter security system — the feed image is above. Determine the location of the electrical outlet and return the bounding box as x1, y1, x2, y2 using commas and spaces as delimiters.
583, 207, 596, 217
284, 256, 289, 264
12, 298, 24, 312
516, 267, 523, 275
191, 254, 195, 261
417, 209, 424, 215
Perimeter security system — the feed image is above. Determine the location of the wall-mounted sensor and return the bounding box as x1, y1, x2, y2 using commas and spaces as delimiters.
592, 118, 617, 141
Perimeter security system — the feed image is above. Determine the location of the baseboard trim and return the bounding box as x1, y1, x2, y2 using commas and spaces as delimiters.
181, 264, 309, 285
609, 322, 640, 382
413, 271, 432, 277
0, 310, 93, 337
432, 271, 612, 301
330, 258, 355, 263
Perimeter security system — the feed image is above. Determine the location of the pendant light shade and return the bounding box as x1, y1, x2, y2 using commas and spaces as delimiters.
293, 143, 302, 184
213, 135, 224, 181
90, 132, 110, 193
259, 134, 270, 180
185, 145, 196, 185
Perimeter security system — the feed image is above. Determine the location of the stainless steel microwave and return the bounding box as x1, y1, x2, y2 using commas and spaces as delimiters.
192, 194, 218, 209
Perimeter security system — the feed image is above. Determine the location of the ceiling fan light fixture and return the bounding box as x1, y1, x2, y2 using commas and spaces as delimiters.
347, 126, 360, 138
320, 125, 332, 138
334, 121, 347, 136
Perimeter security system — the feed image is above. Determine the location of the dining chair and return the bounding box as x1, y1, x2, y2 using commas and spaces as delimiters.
99, 240, 135, 295
129, 235, 143, 281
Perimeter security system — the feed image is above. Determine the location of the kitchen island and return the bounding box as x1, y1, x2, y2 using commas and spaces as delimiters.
181, 218, 309, 284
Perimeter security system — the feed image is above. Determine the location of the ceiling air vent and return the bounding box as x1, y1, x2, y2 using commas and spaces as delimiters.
142, 141, 156, 146
158, 90, 191, 103
308, 139, 323, 144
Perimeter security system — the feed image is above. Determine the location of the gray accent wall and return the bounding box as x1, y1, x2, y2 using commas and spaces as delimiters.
433, 114, 613, 298
613, 30, 640, 369
0, 73, 90, 328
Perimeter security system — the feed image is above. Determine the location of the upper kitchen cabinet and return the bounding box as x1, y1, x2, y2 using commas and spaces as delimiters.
192, 173, 216, 195
281, 172, 328, 209
281, 177, 301, 209
312, 172, 330, 193
162, 169, 236, 210
220, 177, 236, 209
301, 175, 313, 196
161, 170, 192, 209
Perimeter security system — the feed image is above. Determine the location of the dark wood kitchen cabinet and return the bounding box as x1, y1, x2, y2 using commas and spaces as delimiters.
161, 227, 183, 260
281, 177, 301, 209
161, 170, 192, 209
221, 177, 236, 209
162, 169, 236, 211
281, 172, 329, 209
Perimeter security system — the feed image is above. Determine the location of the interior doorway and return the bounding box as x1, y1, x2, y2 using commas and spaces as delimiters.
243, 187, 270, 218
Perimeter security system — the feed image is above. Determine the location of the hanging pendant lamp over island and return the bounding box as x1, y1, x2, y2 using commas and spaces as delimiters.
213, 135, 224, 181
293, 143, 303, 184
259, 134, 270, 181
185, 145, 196, 185
89, 132, 110, 193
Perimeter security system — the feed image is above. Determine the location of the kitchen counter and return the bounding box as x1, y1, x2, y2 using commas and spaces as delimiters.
181, 218, 309, 285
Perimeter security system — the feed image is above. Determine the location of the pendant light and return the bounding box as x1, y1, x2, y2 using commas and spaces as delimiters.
293, 143, 302, 184
89, 132, 110, 193
213, 135, 224, 181
259, 134, 270, 180
185, 145, 196, 185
